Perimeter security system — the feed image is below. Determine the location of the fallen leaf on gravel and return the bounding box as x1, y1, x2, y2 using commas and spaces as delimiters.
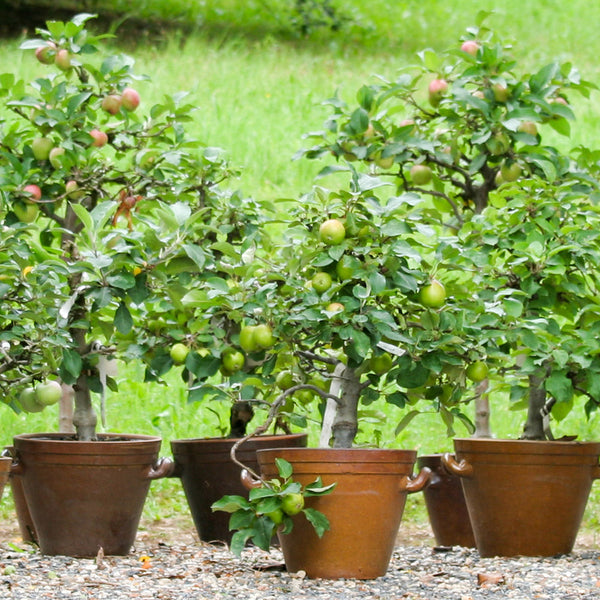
477, 572, 505, 586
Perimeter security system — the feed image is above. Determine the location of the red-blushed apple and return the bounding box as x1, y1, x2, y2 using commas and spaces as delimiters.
518, 121, 538, 137
35, 42, 57, 65
54, 49, 71, 71
326, 302, 344, 313
319, 218, 346, 245
66, 180, 84, 200
89, 129, 108, 147
410, 164, 433, 186
31, 137, 53, 160
102, 94, 122, 115
428, 79, 448, 108
23, 184, 42, 202
121, 87, 140, 111
492, 83, 510, 102
49, 147, 65, 169
461, 40, 479, 56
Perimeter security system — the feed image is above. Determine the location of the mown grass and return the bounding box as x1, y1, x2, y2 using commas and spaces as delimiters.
2, 0, 600, 536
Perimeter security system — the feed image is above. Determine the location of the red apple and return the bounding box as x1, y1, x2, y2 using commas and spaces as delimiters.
121, 87, 140, 111
102, 94, 122, 115
89, 129, 108, 147
460, 40, 479, 56
428, 79, 448, 108
23, 184, 42, 202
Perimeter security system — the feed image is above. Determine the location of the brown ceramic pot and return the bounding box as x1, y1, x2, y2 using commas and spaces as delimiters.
12, 433, 173, 557
3, 446, 36, 543
417, 454, 475, 548
170, 433, 307, 544
0, 456, 11, 502
255, 447, 430, 579
442, 438, 600, 557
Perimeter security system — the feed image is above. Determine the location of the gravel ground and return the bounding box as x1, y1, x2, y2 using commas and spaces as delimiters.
1, 517, 600, 599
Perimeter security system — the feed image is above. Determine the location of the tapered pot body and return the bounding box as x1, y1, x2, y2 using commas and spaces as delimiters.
170, 433, 307, 544
443, 438, 600, 557
3, 446, 36, 543
417, 454, 475, 548
13, 433, 171, 556
257, 447, 429, 579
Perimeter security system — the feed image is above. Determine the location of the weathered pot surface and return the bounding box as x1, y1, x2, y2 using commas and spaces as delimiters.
442, 438, 600, 557
12, 432, 172, 557
256, 447, 430, 579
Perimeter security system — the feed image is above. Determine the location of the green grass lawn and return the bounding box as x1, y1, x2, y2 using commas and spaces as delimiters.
2, 0, 600, 537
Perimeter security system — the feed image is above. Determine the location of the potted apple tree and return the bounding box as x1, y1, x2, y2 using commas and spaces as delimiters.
293, 17, 600, 557
0, 13, 271, 556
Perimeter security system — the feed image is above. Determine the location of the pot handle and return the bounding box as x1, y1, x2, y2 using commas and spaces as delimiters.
146, 457, 176, 480
441, 452, 473, 478
400, 466, 431, 494
3, 446, 23, 476
240, 468, 263, 490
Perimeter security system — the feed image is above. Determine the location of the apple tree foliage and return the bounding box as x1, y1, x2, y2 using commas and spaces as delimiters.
0, 14, 268, 440
290, 16, 600, 442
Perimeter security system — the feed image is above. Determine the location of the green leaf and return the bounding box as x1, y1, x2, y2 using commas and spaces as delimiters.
230, 529, 253, 556
545, 370, 574, 403
275, 457, 293, 480
394, 409, 420, 435
303, 508, 331, 538
114, 302, 133, 335
61, 348, 82, 378
211, 495, 250, 513
70, 203, 94, 232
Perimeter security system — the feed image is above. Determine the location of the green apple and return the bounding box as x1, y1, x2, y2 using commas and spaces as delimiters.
336, 255, 361, 281
375, 152, 394, 169
49, 147, 66, 169
410, 164, 433, 186
486, 132, 510, 156
319, 219, 346, 245
419, 280, 446, 308
276, 370, 295, 391
281, 492, 304, 516
13, 202, 39, 223
466, 360, 489, 382
266, 508, 284, 525
170, 342, 189, 365
326, 302, 344, 313
31, 137, 53, 160
221, 348, 245, 374
518, 121, 538, 137
500, 160, 521, 182
253, 324, 274, 349
239, 325, 258, 353
19, 387, 45, 413
65, 180, 84, 200
35, 380, 62, 406
370, 352, 393, 375
312, 271, 333, 293
492, 83, 509, 102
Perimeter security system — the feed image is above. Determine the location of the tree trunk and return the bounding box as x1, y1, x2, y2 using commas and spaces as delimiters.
72, 372, 97, 441
521, 371, 547, 440
331, 365, 361, 448
473, 379, 491, 437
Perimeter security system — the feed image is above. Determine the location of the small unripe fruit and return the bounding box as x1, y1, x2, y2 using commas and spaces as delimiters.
419, 279, 446, 309
31, 137, 53, 160
49, 147, 66, 169
428, 79, 448, 108
66, 180, 84, 200
253, 324, 275, 349
35, 380, 62, 406
500, 160, 522, 182
518, 121, 538, 137
311, 271, 333, 294
170, 343, 189, 365
492, 83, 509, 103
466, 360, 489, 382
35, 42, 56, 65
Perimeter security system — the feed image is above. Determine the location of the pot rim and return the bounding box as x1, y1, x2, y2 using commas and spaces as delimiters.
170, 432, 307, 445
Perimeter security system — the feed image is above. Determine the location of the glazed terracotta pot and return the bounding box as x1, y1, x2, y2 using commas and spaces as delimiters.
170, 433, 307, 544
417, 454, 475, 548
442, 438, 600, 557
12, 433, 173, 557
255, 447, 430, 579
0, 456, 10, 502
3, 446, 36, 543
